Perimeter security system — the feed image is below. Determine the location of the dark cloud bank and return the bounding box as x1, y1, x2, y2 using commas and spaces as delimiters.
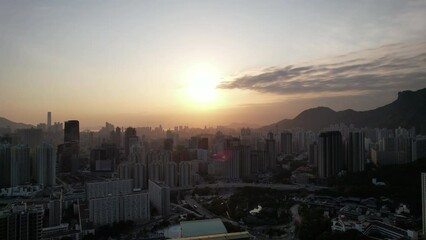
218, 42, 426, 96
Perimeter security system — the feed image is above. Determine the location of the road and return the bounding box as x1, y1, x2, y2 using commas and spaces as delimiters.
171, 203, 203, 218
184, 196, 215, 218
184, 196, 240, 226
172, 183, 318, 191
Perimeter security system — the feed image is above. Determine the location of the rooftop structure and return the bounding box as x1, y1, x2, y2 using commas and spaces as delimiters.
180, 218, 227, 238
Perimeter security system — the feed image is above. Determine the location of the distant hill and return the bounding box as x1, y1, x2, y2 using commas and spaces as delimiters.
261, 88, 426, 134
0, 117, 34, 130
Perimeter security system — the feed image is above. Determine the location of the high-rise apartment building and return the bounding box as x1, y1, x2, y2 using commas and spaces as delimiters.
11, 144, 31, 187
308, 142, 319, 166
239, 145, 251, 178
35, 143, 56, 187
148, 180, 170, 217
0, 144, 11, 188
179, 161, 192, 187
250, 150, 266, 173
280, 131, 293, 155
164, 161, 177, 187
133, 162, 148, 189
225, 149, 240, 180
318, 131, 344, 179
0, 204, 44, 240
89, 191, 150, 226
86, 179, 133, 200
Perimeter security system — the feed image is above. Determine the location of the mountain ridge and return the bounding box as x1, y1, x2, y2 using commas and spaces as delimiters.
261, 88, 426, 134
0, 117, 34, 130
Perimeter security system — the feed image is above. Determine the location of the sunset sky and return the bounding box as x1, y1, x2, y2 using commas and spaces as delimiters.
1, 1, 426, 129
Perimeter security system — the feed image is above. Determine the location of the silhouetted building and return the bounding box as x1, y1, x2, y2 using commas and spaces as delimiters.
90, 147, 115, 172
347, 131, 365, 172
164, 161, 177, 187
15, 128, 43, 148
225, 149, 240, 180
308, 142, 318, 166
64, 120, 79, 143
265, 132, 276, 170
412, 136, 426, 161
164, 138, 173, 151
0, 144, 11, 188
0, 204, 44, 240
198, 137, 208, 150
57, 142, 79, 173
47, 112, 52, 129
11, 144, 31, 187
35, 143, 56, 187
113, 127, 122, 148
280, 131, 293, 155
124, 127, 137, 156
250, 150, 266, 173
318, 131, 344, 178
225, 137, 240, 149
239, 145, 251, 178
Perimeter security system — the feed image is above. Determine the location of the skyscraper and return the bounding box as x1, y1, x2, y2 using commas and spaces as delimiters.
265, 132, 276, 170
318, 131, 344, 179
347, 131, 365, 172
57, 142, 79, 173
64, 120, 79, 143
47, 112, 52, 128
60, 120, 80, 173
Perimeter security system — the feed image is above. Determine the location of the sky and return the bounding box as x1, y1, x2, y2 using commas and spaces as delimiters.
0, 1, 426, 129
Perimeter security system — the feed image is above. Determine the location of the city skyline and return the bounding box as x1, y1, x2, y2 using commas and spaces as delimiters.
1, 2, 426, 239
1, 1, 426, 128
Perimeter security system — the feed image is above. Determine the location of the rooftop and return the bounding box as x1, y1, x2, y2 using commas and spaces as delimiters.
175, 231, 252, 240
180, 219, 228, 238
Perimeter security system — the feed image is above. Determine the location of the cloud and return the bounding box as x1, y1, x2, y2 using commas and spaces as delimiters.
218, 42, 426, 96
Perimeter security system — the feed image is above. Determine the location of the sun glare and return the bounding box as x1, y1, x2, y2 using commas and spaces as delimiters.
185, 65, 220, 106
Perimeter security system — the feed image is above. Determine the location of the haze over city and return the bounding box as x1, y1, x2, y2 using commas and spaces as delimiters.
2, 1, 426, 240
1, 1, 426, 128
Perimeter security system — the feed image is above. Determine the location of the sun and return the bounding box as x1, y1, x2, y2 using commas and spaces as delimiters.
185, 65, 220, 105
